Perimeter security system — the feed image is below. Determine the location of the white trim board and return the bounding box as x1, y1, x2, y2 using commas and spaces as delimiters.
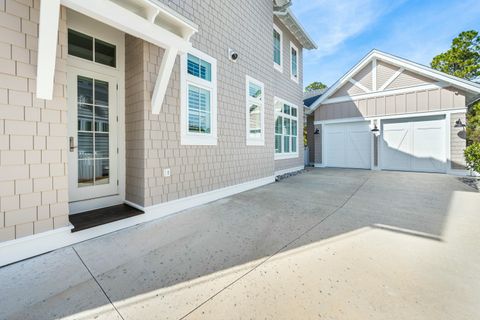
0, 176, 274, 267
313, 108, 467, 125
321, 82, 447, 105
275, 166, 304, 176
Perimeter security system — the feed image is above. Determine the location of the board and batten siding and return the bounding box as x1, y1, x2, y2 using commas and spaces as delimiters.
314, 86, 466, 121
0, 1, 70, 242
272, 15, 305, 172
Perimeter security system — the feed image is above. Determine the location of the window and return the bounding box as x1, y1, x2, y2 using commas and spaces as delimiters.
246, 76, 264, 145
68, 29, 116, 68
180, 49, 217, 145
274, 97, 299, 159
290, 42, 299, 83
273, 24, 283, 72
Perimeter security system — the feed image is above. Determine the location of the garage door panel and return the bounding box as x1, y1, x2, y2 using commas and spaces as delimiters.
347, 131, 371, 168
381, 116, 446, 173
326, 132, 346, 167
325, 122, 371, 169
382, 126, 411, 171
412, 122, 446, 172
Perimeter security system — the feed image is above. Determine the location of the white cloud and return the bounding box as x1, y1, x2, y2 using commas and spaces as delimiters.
293, 0, 405, 60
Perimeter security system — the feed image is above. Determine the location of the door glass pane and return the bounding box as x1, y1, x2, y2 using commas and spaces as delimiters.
78, 104, 93, 131
78, 160, 94, 187
95, 159, 110, 185
95, 107, 109, 132
78, 76, 93, 104
95, 39, 116, 67
292, 120, 297, 136
77, 76, 111, 187
95, 133, 109, 158
283, 104, 290, 115
68, 29, 93, 61
291, 136, 297, 152
95, 80, 109, 106
78, 132, 93, 159
291, 107, 297, 117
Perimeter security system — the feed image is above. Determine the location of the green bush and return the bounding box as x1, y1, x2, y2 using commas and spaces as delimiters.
464, 142, 480, 173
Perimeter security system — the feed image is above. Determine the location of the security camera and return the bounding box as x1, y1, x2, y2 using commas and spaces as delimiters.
228, 48, 239, 62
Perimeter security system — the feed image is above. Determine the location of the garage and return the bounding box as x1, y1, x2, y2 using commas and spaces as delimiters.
306, 50, 479, 174
381, 116, 446, 173
324, 121, 371, 169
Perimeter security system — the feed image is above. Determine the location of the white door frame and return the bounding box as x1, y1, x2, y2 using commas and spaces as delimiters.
67, 10, 125, 214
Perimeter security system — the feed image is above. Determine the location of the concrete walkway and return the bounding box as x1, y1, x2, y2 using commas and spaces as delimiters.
1, 169, 479, 320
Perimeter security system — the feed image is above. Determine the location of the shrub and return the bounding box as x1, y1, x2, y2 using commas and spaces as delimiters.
464, 142, 480, 174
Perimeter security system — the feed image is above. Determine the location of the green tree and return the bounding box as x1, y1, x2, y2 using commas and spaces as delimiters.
305, 81, 327, 92
430, 30, 480, 80
467, 101, 480, 143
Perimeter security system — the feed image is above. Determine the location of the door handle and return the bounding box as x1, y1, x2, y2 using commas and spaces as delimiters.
69, 136, 77, 152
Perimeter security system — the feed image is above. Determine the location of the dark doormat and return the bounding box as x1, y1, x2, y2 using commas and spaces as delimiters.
69, 204, 144, 232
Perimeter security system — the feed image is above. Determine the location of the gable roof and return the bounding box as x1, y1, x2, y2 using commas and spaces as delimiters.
307, 49, 480, 114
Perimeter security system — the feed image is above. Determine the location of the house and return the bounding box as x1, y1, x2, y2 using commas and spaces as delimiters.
306, 50, 480, 173
0, 0, 316, 266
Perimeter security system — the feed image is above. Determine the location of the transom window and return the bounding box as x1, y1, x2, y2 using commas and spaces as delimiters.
290, 42, 299, 83
275, 98, 298, 159
181, 49, 217, 145
68, 29, 116, 68
246, 76, 264, 145
273, 24, 283, 72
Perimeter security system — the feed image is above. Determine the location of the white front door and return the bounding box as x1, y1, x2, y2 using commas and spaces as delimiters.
324, 121, 372, 169
381, 116, 446, 173
67, 67, 118, 203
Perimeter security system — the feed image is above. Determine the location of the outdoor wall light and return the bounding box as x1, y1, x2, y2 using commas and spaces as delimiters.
454, 118, 466, 129
371, 124, 379, 132
314, 128, 320, 134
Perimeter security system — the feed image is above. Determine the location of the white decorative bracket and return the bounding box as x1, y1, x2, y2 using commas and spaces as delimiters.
151, 47, 179, 114
36, 0, 61, 100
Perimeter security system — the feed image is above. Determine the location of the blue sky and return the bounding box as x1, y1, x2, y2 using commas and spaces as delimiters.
292, 0, 480, 89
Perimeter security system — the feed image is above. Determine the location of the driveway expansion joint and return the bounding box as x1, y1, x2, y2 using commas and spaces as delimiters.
72, 247, 126, 320
179, 175, 372, 319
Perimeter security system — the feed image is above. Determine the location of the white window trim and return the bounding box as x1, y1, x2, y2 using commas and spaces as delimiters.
245, 75, 265, 146
180, 47, 217, 145
290, 41, 299, 83
274, 97, 299, 160
273, 24, 283, 73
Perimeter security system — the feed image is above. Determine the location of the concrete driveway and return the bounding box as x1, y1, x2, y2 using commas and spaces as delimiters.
1, 169, 479, 320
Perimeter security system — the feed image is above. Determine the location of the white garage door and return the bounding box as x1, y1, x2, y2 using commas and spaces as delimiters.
381, 116, 446, 173
324, 121, 371, 169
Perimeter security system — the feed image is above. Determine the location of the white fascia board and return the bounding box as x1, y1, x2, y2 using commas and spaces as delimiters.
36, 0, 61, 100
61, 0, 192, 52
